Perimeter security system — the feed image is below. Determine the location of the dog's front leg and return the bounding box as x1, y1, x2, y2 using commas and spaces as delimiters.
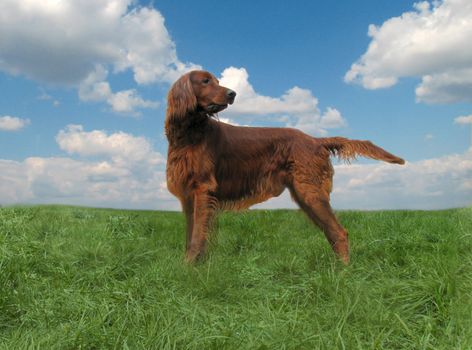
181, 198, 194, 251
185, 190, 217, 263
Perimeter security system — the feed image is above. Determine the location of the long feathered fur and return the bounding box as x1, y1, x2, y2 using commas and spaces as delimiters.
165, 73, 197, 143
320, 137, 405, 164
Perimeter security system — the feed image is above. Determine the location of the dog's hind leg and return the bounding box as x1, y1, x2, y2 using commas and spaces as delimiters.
289, 180, 350, 265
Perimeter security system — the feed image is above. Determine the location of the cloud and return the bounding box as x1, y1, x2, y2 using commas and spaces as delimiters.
256, 150, 472, 210
290, 107, 347, 136
0, 116, 30, 131
331, 151, 472, 209
345, 0, 472, 103
219, 67, 346, 135
0, 160, 31, 202
415, 68, 472, 104
454, 114, 472, 125
0, 125, 173, 209
0, 157, 175, 209
107, 89, 158, 114
0, 0, 199, 114
78, 65, 158, 115
37, 90, 60, 107
0, 0, 198, 85
56, 124, 164, 165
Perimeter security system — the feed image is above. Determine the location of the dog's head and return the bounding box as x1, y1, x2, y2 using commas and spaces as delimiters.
166, 70, 236, 120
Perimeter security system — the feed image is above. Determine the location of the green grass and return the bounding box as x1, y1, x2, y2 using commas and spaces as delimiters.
0, 205, 471, 349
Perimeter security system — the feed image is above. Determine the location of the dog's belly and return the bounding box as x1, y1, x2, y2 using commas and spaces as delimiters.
218, 193, 279, 211
216, 176, 285, 211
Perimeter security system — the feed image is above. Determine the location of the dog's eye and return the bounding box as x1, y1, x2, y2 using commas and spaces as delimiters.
202, 78, 210, 85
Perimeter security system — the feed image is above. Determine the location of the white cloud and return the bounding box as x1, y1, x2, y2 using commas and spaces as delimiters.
37, 89, 61, 107
219, 67, 346, 135
78, 65, 158, 115
0, 0, 198, 85
114, 7, 201, 84
256, 150, 472, 210
290, 107, 347, 136
454, 114, 472, 125
0, 116, 30, 131
0, 0, 199, 114
0, 157, 175, 209
0, 125, 173, 209
345, 0, 472, 103
56, 124, 164, 165
107, 89, 158, 114
0, 160, 31, 203
78, 65, 113, 102
415, 68, 472, 104
220, 67, 315, 115
331, 151, 472, 209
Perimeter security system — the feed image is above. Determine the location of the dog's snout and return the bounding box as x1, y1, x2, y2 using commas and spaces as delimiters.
226, 89, 236, 99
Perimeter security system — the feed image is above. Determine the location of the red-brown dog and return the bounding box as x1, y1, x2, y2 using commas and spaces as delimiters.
165, 70, 404, 264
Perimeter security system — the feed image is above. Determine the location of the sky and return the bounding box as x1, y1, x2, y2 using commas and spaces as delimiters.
0, 0, 471, 210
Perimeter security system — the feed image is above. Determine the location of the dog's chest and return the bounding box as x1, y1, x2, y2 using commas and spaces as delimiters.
166, 146, 215, 197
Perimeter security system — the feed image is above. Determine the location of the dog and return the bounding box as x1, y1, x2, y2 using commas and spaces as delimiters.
165, 70, 404, 264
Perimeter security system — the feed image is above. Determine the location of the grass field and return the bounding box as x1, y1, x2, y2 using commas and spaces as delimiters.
0, 205, 471, 349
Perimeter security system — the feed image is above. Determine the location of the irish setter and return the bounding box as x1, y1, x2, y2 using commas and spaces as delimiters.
165, 70, 404, 264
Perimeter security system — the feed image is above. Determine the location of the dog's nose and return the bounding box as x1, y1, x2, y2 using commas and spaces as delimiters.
226, 89, 236, 99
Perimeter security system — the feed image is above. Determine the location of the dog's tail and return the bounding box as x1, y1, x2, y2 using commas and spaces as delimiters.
319, 137, 405, 165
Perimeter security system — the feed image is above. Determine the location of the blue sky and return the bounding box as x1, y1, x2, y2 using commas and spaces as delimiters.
0, 0, 471, 210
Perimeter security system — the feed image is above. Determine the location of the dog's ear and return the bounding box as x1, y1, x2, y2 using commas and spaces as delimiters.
166, 73, 197, 126
165, 73, 197, 141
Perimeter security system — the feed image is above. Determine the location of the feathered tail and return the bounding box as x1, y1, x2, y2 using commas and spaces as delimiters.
319, 137, 405, 164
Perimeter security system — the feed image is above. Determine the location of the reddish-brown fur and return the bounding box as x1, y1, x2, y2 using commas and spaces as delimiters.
165, 70, 405, 264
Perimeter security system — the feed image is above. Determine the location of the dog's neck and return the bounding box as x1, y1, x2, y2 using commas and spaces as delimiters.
166, 110, 212, 147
